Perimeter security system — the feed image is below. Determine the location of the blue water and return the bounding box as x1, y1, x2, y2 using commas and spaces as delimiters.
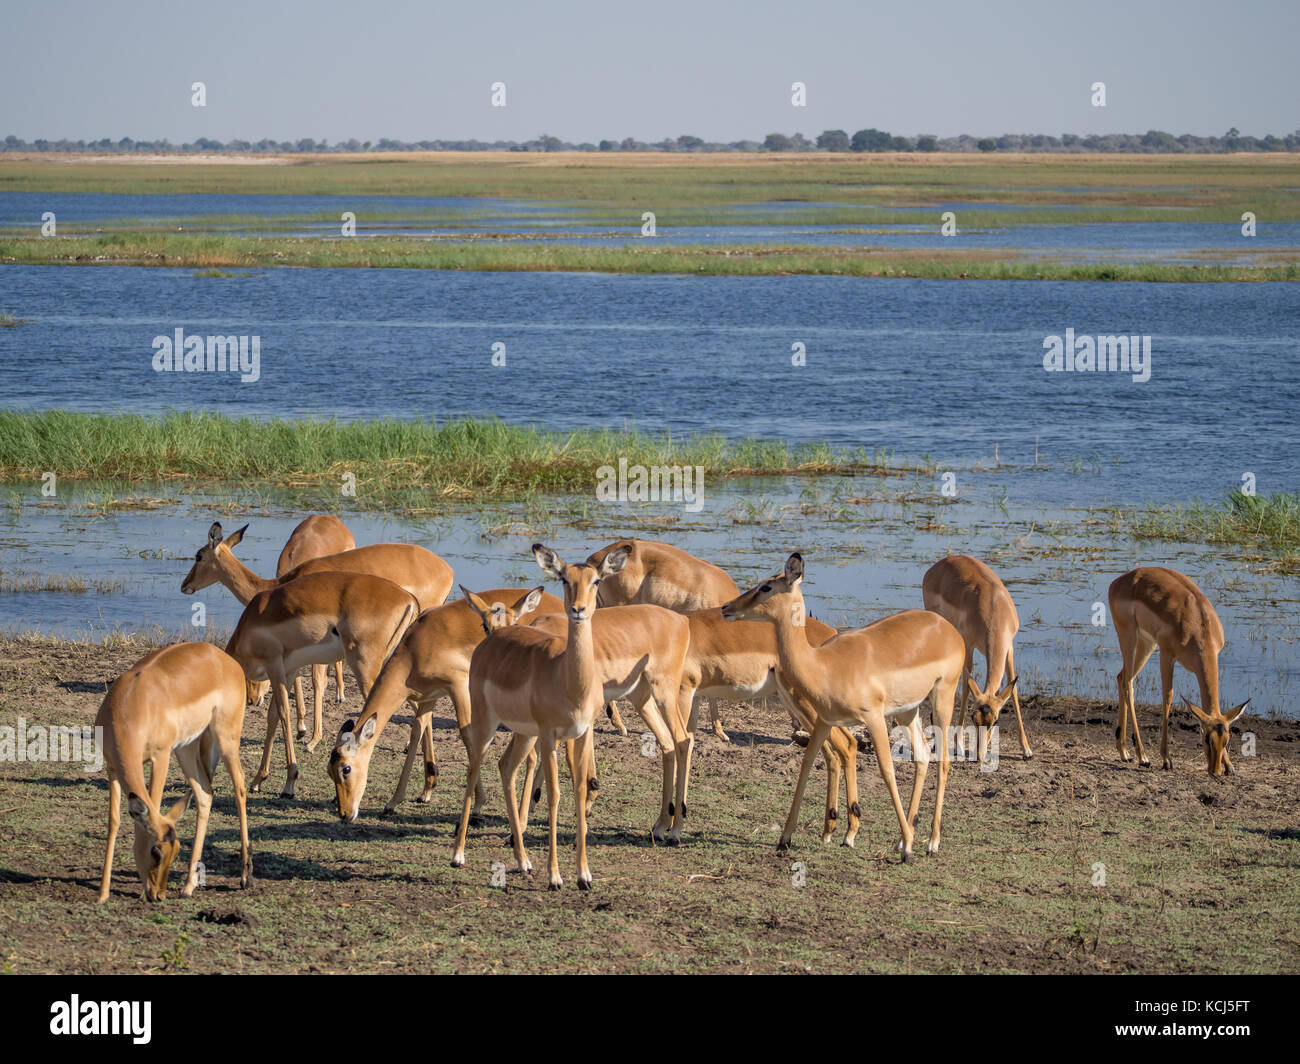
2, 191, 1293, 264
1, 265, 1297, 508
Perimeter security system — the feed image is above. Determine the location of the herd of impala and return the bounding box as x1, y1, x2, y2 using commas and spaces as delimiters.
92, 514, 1250, 901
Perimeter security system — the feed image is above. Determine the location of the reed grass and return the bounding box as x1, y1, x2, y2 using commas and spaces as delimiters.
0, 410, 883, 502
3, 233, 1294, 280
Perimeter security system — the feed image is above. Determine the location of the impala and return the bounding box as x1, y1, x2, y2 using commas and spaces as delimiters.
922, 554, 1033, 761
226, 572, 419, 797
182, 521, 451, 748
274, 515, 356, 743
328, 585, 562, 822
1109, 566, 1249, 775
96, 642, 250, 903
722, 554, 965, 860
673, 607, 862, 845
586, 538, 739, 740
452, 545, 688, 889
520, 584, 692, 842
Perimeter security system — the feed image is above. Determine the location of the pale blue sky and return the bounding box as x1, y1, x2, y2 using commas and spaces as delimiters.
2, 0, 1295, 142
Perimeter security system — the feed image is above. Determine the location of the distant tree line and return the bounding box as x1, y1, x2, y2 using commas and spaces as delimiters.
4, 127, 1298, 154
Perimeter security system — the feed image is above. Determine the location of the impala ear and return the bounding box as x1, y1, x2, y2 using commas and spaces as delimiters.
1181, 696, 1213, 726
460, 585, 491, 618
600, 546, 630, 577
127, 793, 150, 824
207, 522, 224, 550
358, 717, 377, 743
1224, 699, 1250, 724
785, 553, 805, 582
226, 523, 248, 549
515, 586, 545, 618
995, 675, 1018, 704
532, 544, 564, 579
966, 675, 983, 700
164, 792, 192, 825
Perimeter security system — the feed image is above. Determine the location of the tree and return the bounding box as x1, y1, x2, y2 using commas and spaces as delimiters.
599, 139, 616, 151
817, 129, 850, 152
763, 132, 793, 151
977, 138, 997, 152
676, 135, 703, 151
850, 128, 891, 152
916, 135, 939, 152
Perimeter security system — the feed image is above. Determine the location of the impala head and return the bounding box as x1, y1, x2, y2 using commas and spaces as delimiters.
1182, 697, 1249, 776
533, 544, 626, 623
461, 585, 546, 637
181, 521, 248, 594
328, 717, 378, 822
127, 792, 189, 902
965, 675, 1018, 730
721, 553, 806, 625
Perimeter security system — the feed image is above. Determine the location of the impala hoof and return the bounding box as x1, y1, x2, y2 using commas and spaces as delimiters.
776, 838, 791, 853
468, 814, 483, 828
548, 878, 562, 891
1139, 758, 1151, 768
450, 854, 465, 869
278, 790, 295, 800
577, 875, 592, 891
1162, 758, 1173, 771
901, 850, 914, 864
841, 836, 857, 849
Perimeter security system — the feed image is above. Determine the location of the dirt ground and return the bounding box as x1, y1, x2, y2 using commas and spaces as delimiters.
0, 637, 1297, 974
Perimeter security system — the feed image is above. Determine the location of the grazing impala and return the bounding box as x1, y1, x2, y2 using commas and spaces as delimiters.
182, 521, 451, 748
96, 642, 250, 903
673, 607, 862, 845
328, 586, 562, 822
452, 545, 688, 889
276, 515, 356, 743
1109, 566, 1249, 775
226, 572, 419, 798
722, 554, 965, 860
922, 555, 1033, 761
585, 538, 740, 740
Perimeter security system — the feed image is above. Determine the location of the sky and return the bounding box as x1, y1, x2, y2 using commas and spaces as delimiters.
1, 0, 1296, 143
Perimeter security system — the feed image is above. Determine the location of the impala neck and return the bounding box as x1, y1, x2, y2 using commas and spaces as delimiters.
770, 594, 819, 696
1197, 648, 1222, 716
219, 549, 276, 605
562, 614, 599, 708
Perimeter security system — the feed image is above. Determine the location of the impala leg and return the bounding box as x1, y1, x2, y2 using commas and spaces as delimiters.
447, 679, 488, 819
293, 673, 309, 740
418, 706, 438, 802
927, 682, 956, 856
98, 774, 121, 903
1158, 647, 1175, 771
1005, 646, 1032, 759
521, 745, 540, 823
635, 686, 682, 844
862, 711, 914, 862
305, 663, 328, 752
221, 742, 252, 888
605, 702, 628, 736
1127, 637, 1155, 767
542, 736, 563, 890
499, 734, 537, 874
451, 717, 495, 869
386, 712, 427, 814
898, 713, 929, 856
834, 727, 861, 847
148, 752, 169, 809
709, 698, 730, 743
955, 645, 973, 756
251, 686, 278, 793
269, 668, 298, 798
574, 728, 593, 890
177, 744, 212, 897
333, 659, 346, 703
821, 733, 842, 845
778, 719, 832, 851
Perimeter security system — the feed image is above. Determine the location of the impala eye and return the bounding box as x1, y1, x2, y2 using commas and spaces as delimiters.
341, 764, 351, 777
761, 584, 772, 593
